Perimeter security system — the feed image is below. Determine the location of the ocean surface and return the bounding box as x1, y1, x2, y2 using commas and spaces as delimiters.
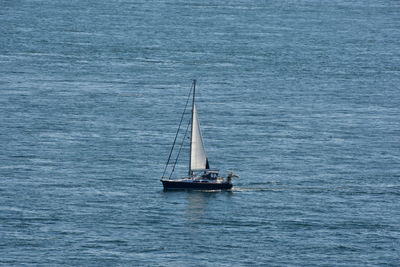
1, 0, 400, 266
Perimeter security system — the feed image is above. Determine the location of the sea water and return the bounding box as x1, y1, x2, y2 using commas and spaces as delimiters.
1, 0, 399, 266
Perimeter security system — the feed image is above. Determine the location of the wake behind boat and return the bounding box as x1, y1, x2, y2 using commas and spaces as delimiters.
160, 80, 238, 190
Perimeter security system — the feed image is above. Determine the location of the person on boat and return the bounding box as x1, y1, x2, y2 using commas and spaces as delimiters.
201, 171, 218, 180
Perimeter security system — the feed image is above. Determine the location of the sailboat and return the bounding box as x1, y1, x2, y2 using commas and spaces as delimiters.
161, 80, 237, 190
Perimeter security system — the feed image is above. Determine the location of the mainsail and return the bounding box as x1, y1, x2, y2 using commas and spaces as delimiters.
190, 104, 209, 171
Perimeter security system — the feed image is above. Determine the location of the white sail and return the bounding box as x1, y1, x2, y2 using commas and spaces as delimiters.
190, 104, 208, 170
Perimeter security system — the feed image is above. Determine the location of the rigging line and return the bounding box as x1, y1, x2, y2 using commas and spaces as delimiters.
169, 118, 191, 179
161, 82, 194, 178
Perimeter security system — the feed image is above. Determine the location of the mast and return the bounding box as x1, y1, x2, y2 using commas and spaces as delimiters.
188, 79, 196, 176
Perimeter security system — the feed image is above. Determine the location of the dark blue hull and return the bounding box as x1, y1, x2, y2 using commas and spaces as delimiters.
161, 180, 232, 190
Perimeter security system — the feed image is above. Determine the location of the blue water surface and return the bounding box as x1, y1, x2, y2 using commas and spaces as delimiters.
1, 0, 399, 266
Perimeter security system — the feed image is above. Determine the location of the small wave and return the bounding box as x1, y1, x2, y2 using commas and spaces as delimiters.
231, 187, 284, 192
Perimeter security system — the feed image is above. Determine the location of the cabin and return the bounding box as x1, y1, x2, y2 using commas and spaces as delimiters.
200, 170, 219, 180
